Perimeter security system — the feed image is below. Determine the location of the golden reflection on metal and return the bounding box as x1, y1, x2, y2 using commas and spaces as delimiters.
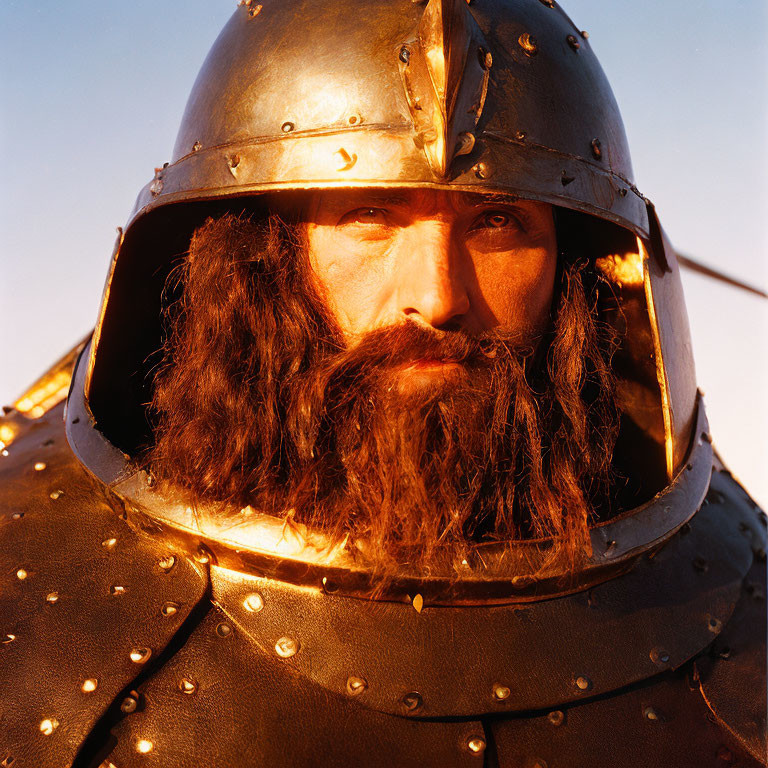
81, 678, 98, 693
34, 462, 46, 472
595, 251, 644, 287
39, 718, 59, 735
102, 537, 118, 549
14, 369, 72, 419
243, 592, 265, 613
158, 554, 176, 572
46, 592, 59, 604
130, 647, 152, 664
275, 636, 299, 658
412, 593, 424, 613
467, 736, 486, 754
493, 682, 511, 701
640, 237, 674, 480
16, 569, 28, 581
179, 677, 198, 695
0, 424, 16, 451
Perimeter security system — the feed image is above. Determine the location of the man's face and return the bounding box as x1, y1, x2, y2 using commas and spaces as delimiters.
305, 188, 558, 364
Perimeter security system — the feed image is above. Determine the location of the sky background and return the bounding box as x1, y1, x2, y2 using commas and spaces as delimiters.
1, 0, 766, 506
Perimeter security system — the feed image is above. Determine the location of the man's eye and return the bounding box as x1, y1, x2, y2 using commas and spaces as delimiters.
339, 207, 389, 226
477, 212, 518, 230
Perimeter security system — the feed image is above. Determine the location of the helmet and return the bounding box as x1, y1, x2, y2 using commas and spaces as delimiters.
67, 0, 707, 597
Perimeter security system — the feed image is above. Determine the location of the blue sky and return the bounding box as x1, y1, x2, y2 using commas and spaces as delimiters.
1, 0, 766, 503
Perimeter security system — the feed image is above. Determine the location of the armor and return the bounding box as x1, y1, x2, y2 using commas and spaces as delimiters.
0, 1, 765, 766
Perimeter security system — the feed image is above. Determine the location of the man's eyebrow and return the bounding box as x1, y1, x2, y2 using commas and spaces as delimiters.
461, 192, 521, 208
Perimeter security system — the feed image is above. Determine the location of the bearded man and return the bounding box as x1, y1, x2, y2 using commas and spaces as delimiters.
0, 1, 765, 767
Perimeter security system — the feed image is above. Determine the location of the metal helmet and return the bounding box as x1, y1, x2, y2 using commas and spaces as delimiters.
69, 0, 706, 594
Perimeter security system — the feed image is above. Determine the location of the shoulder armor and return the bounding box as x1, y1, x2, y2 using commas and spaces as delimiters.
0, 403, 208, 768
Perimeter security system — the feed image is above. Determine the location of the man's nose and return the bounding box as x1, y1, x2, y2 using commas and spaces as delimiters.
397, 223, 470, 329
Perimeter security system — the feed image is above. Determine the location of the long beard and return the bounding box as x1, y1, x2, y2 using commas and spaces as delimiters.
148, 213, 620, 576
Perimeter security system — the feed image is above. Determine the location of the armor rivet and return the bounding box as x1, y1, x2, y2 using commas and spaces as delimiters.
39, 718, 59, 736
708, 616, 722, 633
46, 592, 59, 604
216, 622, 233, 638
192, 140, 202, 152
643, 706, 660, 721
102, 537, 117, 549
693, 557, 709, 572
243, 593, 264, 613
275, 636, 299, 658
121, 696, 138, 713
402, 692, 423, 712
538, 0, 554, 7
281, 121, 295, 133
399, 46, 411, 65
129, 647, 152, 664
547, 710, 565, 726
161, 602, 180, 617
591, 138, 603, 160
81, 678, 98, 693
517, 34, 538, 57
478, 47, 493, 69
2, 634, 16, 644
575, 675, 591, 691
346, 676, 368, 695
110, 585, 127, 597
179, 677, 198, 695
136, 739, 154, 754
347, 114, 362, 126
158, 555, 176, 572
581, 30, 589, 39
16, 569, 27, 581
11, 512, 24, 520
248, 4, 263, 17
604, 539, 617, 557
1, 449, 8, 456
492, 683, 511, 701
467, 737, 486, 754
619, 188, 628, 197
456, 132, 476, 156
472, 162, 490, 180
34, 462, 46, 471
194, 546, 212, 565
515, 130, 527, 141
650, 648, 670, 665
228, 155, 241, 171
49, 490, 63, 500
149, 177, 164, 197
567, 34, 581, 51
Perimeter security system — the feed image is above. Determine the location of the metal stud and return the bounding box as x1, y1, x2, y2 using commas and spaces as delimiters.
492, 683, 511, 701
11, 512, 23, 520
478, 47, 493, 70
34, 462, 46, 471
227, 155, 241, 177
149, 177, 164, 197
604, 539, 617, 557
575, 675, 591, 691
281, 121, 295, 133
518, 33, 538, 57
472, 162, 490, 179
49, 490, 63, 500
643, 706, 660, 721
121, 695, 138, 713
2, 634, 16, 644
129, 647, 152, 664
81, 678, 98, 693
650, 648, 670, 665
708, 616, 723, 633
467, 736, 486, 754
102, 537, 117, 549
547, 710, 565, 726
455, 132, 476, 157
566, 34, 581, 51
402, 691, 423, 712
161, 602, 180, 617
16, 569, 28, 580
347, 113, 362, 126
346, 676, 368, 695
248, 4, 263, 17
538, 0, 554, 7
39, 718, 59, 736
192, 140, 202, 152
110, 585, 127, 597
243, 593, 264, 613
275, 636, 299, 658
216, 622, 233, 638
399, 46, 411, 65
179, 677, 198, 695
515, 130, 527, 141
581, 30, 589, 39
158, 555, 176, 572
591, 138, 603, 160
46, 592, 59, 604
194, 546, 212, 565
136, 739, 154, 754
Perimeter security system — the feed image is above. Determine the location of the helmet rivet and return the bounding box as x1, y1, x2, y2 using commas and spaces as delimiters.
402, 691, 423, 712
581, 30, 590, 39
129, 647, 152, 664
575, 675, 591, 691
567, 34, 581, 51
161, 602, 180, 617
515, 130, 527, 141
243, 593, 264, 613
179, 677, 198, 695
492, 683, 511, 701
346, 676, 368, 695
248, 4, 263, 16
643, 706, 660, 721
650, 648, 671, 665
708, 616, 723, 633
591, 138, 603, 160
547, 710, 565, 726
275, 636, 299, 658
456, 132, 476, 156
518, 34, 538, 57
121, 694, 139, 713
399, 46, 411, 65
538, 0, 555, 7
478, 47, 493, 69
216, 622, 233, 638
472, 162, 490, 179
604, 539, 616, 557
192, 140, 202, 152
281, 121, 295, 133
149, 177, 164, 197
467, 737, 486, 754
158, 554, 176, 572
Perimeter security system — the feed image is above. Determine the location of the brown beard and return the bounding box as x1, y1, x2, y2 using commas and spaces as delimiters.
148, 212, 620, 576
